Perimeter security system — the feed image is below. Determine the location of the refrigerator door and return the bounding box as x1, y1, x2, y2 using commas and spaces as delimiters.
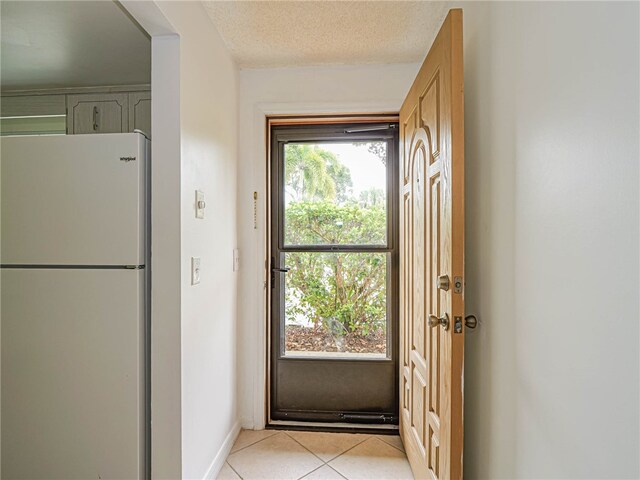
1, 268, 145, 480
1, 133, 148, 266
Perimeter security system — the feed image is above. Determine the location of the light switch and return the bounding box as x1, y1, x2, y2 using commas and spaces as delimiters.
195, 190, 205, 219
191, 257, 201, 285
233, 248, 240, 272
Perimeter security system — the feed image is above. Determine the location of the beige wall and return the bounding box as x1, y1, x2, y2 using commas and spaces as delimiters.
155, 3, 239, 479
461, 1, 639, 477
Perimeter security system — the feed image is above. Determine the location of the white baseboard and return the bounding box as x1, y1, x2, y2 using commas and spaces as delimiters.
203, 421, 241, 480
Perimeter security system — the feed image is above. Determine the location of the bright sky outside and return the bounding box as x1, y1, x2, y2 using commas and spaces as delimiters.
322, 142, 386, 196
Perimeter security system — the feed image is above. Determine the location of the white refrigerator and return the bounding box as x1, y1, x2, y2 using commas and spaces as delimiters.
1, 133, 149, 479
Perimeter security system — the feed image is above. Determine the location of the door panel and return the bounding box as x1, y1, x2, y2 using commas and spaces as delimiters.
275, 360, 396, 413
270, 123, 399, 424
399, 9, 465, 479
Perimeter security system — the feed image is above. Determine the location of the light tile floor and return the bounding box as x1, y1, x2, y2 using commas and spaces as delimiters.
218, 429, 414, 480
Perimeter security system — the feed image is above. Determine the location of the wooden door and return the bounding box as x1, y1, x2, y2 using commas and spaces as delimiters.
399, 9, 464, 479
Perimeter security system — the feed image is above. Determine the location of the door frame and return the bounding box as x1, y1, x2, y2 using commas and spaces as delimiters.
267, 120, 400, 427
251, 106, 402, 430
103, 3, 180, 477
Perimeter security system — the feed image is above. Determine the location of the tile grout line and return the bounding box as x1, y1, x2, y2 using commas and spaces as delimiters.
285, 430, 373, 464
227, 431, 320, 480
284, 430, 372, 479
224, 431, 405, 480
327, 464, 349, 480
283, 431, 330, 466
326, 435, 400, 480
224, 460, 244, 480
227, 430, 279, 456
326, 435, 373, 464
368, 435, 406, 454
294, 462, 326, 480
374, 435, 406, 454
293, 462, 348, 480
328, 437, 413, 480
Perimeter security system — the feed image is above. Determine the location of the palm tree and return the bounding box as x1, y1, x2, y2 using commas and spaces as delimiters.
284, 144, 351, 202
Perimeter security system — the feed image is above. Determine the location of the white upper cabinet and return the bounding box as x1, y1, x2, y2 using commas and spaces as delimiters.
128, 91, 151, 138
1, 88, 151, 136
66, 93, 129, 134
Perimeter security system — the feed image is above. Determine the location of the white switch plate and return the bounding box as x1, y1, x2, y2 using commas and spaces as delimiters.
191, 257, 201, 285
233, 248, 240, 272
195, 190, 205, 219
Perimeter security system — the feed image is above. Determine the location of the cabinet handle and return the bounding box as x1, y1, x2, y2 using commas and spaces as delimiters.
93, 106, 99, 131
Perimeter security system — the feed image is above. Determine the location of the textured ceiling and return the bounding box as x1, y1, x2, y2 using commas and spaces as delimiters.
1, 1, 150, 90
203, 1, 449, 68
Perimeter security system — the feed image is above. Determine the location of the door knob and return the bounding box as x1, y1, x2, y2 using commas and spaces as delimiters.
428, 313, 449, 331
464, 315, 478, 329
437, 275, 450, 291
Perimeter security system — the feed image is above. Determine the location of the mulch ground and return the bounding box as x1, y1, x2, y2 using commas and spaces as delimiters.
285, 325, 386, 354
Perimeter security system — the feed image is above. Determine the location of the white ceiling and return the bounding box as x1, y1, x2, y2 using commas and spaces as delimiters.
0, 1, 151, 90
203, 1, 449, 68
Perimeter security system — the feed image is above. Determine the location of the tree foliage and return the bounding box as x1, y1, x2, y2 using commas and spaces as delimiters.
284, 144, 353, 202
283, 144, 387, 337
285, 201, 385, 245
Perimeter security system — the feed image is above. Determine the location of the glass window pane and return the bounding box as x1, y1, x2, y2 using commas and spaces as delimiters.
283, 142, 387, 246
283, 251, 388, 358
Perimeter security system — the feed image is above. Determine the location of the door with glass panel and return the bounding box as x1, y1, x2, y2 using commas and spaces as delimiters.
270, 122, 399, 424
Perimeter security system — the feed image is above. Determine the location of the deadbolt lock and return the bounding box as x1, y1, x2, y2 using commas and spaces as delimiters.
437, 275, 450, 291
464, 315, 478, 329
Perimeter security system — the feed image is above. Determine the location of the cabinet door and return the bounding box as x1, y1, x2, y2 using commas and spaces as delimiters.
1, 95, 66, 117
1, 95, 67, 136
67, 93, 128, 134
128, 91, 151, 137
